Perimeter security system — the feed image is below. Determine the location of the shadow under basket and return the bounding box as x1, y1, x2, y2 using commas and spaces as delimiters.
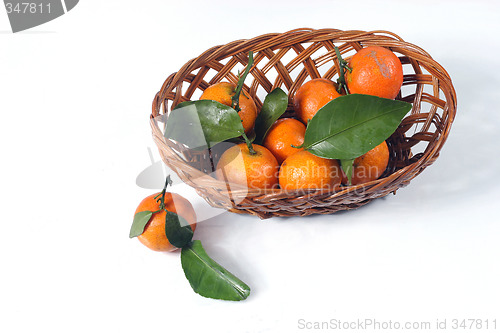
150, 28, 457, 219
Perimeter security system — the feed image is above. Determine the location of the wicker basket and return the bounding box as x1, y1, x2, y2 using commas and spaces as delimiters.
150, 28, 457, 219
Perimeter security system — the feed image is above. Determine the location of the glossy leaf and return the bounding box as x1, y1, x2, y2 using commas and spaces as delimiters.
340, 158, 354, 185
164, 100, 245, 150
254, 87, 288, 144
129, 211, 153, 238
164, 211, 194, 248
181, 240, 251, 301
301, 94, 411, 159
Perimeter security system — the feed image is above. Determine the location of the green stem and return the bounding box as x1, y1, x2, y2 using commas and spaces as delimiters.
156, 175, 173, 210
335, 46, 351, 95
231, 51, 254, 112
241, 132, 257, 155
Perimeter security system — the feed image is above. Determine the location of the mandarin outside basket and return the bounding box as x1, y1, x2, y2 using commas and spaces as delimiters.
150, 28, 457, 219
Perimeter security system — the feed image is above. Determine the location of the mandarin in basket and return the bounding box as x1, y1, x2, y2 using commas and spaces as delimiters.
345, 46, 403, 99
279, 150, 342, 191
263, 118, 306, 164
216, 143, 279, 190
350, 141, 390, 185
135, 192, 197, 252
293, 78, 342, 124
200, 82, 258, 134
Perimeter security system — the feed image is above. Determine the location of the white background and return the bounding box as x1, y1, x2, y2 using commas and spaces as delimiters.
1, 1, 499, 332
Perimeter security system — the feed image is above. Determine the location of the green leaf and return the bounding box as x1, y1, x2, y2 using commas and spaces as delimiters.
181, 240, 251, 301
165, 211, 194, 248
254, 88, 288, 144
301, 94, 411, 159
340, 158, 354, 186
164, 100, 245, 150
129, 211, 153, 238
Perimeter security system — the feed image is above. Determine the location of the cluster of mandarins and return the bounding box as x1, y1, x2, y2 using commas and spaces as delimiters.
208, 46, 403, 192
133, 46, 404, 252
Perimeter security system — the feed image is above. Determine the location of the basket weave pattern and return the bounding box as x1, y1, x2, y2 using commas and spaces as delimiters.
151, 28, 457, 219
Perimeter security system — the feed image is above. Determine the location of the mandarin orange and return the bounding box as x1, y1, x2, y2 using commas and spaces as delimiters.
351, 141, 390, 185
279, 150, 342, 191
216, 143, 279, 190
345, 46, 403, 99
135, 192, 197, 252
293, 78, 342, 124
200, 82, 258, 134
263, 118, 306, 164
